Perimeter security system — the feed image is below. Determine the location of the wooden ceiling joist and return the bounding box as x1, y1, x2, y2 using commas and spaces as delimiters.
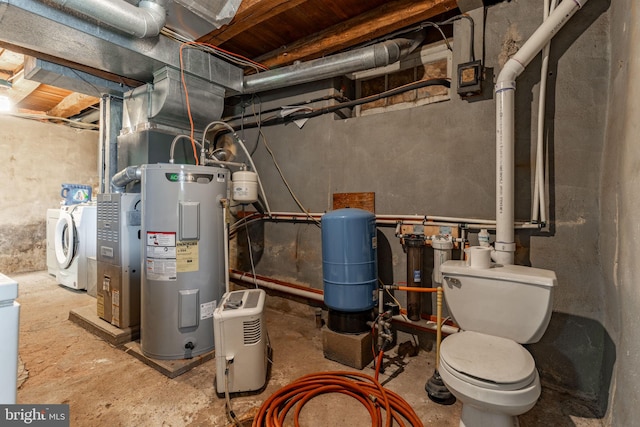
7, 73, 40, 105
47, 92, 100, 119
199, 0, 310, 46
254, 0, 458, 69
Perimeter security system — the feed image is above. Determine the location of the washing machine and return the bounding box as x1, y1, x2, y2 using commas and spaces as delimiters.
54, 203, 97, 290
46, 208, 61, 278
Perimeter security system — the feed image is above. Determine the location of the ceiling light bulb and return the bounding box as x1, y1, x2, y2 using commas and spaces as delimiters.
0, 95, 12, 113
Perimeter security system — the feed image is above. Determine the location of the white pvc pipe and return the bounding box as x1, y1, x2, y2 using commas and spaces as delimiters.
375, 214, 498, 224
532, 0, 558, 224
256, 211, 537, 227
495, 0, 586, 265
224, 219, 230, 293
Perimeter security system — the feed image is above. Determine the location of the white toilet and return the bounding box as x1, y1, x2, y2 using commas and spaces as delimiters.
439, 259, 557, 427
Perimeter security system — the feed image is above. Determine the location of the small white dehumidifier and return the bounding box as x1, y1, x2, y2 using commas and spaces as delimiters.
214, 289, 268, 395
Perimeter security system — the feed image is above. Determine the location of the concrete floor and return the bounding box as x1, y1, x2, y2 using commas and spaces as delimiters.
13, 271, 604, 426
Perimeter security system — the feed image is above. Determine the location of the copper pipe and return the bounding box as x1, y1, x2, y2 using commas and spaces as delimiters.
436, 286, 443, 372
395, 286, 438, 293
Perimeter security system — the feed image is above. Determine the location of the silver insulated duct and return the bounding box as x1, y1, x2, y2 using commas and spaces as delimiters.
47, 0, 167, 38
242, 32, 426, 94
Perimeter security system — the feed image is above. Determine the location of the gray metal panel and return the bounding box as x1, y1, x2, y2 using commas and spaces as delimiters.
24, 57, 133, 96
179, 289, 199, 328
96, 193, 142, 328
179, 202, 200, 241
0, 0, 243, 91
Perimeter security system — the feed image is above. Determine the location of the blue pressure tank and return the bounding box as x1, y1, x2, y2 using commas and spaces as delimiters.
321, 208, 377, 312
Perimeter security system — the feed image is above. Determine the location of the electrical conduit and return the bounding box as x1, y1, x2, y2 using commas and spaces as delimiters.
495, 0, 587, 265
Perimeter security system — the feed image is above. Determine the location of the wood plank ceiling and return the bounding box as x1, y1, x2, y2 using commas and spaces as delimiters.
0, 0, 458, 124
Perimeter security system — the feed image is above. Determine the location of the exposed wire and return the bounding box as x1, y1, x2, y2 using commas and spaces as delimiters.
244, 207, 259, 288
223, 92, 350, 124
361, 13, 476, 62
165, 30, 269, 73
248, 95, 262, 156
229, 78, 450, 131
7, 112, 99, 130
178, 40, 270, 166
253, 124, 321, 227
420, 22, 453, 52
437, 14, 476, 62
178, 43, 200, 165
224, 360, 242, 426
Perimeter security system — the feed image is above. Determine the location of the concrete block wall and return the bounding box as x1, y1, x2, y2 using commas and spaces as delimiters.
227, 0, 618, 421
0, 116, 98, 274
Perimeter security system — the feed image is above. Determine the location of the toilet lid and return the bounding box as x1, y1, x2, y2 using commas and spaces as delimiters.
441, 331, 536, 387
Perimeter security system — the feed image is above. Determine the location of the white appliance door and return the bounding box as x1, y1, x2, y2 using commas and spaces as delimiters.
55, 210, 76, 269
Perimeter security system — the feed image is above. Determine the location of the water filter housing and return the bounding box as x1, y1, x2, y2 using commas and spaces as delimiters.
140, 164, 229, 359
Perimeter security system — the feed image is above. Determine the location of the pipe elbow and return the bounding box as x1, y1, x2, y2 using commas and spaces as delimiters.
138, 1, 166, 38
496, 58, 525, 91
111, 165, 141, 191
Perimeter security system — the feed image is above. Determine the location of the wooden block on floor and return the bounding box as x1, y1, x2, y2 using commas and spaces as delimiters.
69, 304, 139, 346
322, 327, 374, 370
123, 341, 214, 379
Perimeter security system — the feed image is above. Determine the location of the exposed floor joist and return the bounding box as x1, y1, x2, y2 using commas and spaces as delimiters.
254, 0, 457, 68
199, 0, 309, 46
47, 92, 100, 119
7, 72, 40, 105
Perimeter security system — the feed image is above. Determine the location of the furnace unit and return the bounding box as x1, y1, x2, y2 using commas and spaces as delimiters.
96, 193, 142, 329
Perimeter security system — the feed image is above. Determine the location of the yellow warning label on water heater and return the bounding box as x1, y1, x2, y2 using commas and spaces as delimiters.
177, 241, 199, 272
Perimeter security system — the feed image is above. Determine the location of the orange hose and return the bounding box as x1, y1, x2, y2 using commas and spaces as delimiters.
252, 371, 423, 427
374, 350, 384, 380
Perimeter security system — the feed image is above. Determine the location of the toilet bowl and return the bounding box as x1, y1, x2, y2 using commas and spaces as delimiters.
439, 331, 541, 426
439, 260, 557, 427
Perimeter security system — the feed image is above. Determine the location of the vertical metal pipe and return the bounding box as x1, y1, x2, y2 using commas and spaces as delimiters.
405, 238, 424, 321
99, 95, 123, 194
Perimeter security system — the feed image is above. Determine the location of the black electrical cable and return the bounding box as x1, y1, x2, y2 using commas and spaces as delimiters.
223, 92, 351, 123
227, 78, 450, 131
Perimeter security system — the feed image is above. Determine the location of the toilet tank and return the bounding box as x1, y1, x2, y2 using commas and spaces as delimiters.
440, 261, 556, 344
